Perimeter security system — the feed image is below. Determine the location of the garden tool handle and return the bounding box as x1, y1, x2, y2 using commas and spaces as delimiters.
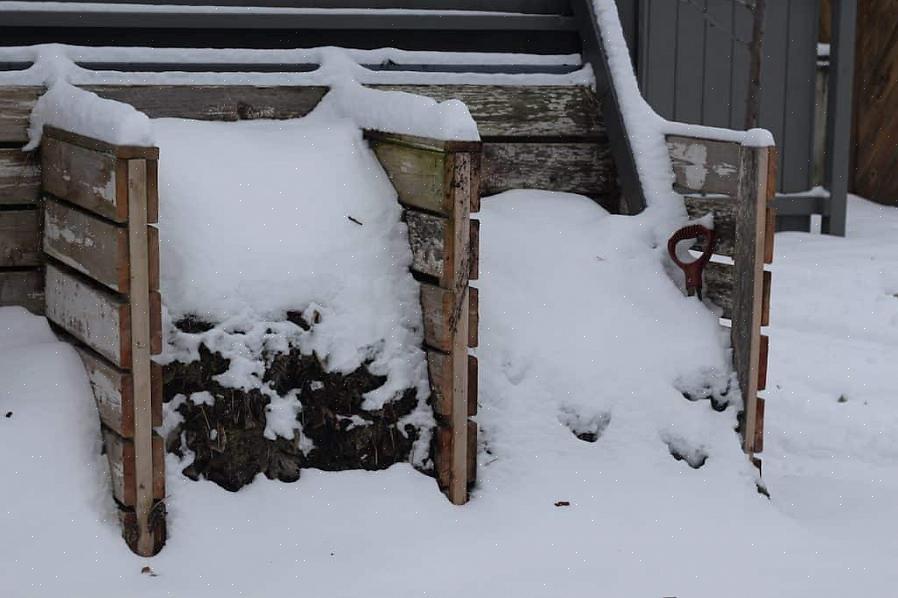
667, 224, 716, 298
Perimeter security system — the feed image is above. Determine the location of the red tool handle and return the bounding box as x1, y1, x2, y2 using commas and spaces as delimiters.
667, 224, 716, 296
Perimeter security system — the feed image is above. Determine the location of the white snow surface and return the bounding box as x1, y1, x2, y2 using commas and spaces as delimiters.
3, 193, 897, 596
154, 109, 431, 417
24, 81, 154, 150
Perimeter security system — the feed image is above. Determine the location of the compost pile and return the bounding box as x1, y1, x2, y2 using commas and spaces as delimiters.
153, 114, 434, 491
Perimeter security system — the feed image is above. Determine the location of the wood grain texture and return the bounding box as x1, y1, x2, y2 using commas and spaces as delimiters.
667, 135, 742, 195
0, 149, 40, 204
0, 268, 43, 313
469, 219, 480, 281
44, 198, 130, 292
101, 426, 165, 507
426, 349, 452, 421
0, 87, 39, 143
42, 136, 124, 222
370, 140, 449, 214
468, 285, 479, 348
481, 142, 614, 196
468, 354, 478, 417
377, 85, 604, 138
44, 126, 158, 160
683, 195, 736, 257
467, 418, 477, 486
703, 261, 733, 319
76, 346, 163, 438
421, 283, 456, 353
0, 209, 41, 266
406, 210, 448, 279
45, 262, 130, 367
85, 84, 328, 122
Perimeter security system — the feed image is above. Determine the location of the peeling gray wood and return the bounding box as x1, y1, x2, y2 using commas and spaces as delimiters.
44, 198, 131, 292
0, 87, 39, 144
667, 135, 742, 196
45, 262, 130, 367
370, 141, 449, 214
41, 136, 125, 222
683, 195, 736, 257
0, 268, 43, 313
406, 210, 447, 280
482, 142, 614, 196
0, 149, 40, 204
0, 209, 41, 267
703, 261, 734, 319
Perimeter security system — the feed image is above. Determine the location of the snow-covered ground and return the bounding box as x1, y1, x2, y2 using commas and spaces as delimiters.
2, 191, 896, 597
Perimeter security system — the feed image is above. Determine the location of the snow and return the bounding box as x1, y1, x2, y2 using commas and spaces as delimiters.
24, 81, 154, 150
153, 110, 432, 432
0, 43, 592, 87
2, 193, 898, 595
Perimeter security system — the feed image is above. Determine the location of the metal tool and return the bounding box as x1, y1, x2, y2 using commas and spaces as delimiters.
667, 224, 716, 300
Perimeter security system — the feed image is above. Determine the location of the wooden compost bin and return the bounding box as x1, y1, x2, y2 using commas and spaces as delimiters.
38, 126, 166, 556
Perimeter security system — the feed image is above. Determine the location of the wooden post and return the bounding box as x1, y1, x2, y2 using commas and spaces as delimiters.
40, 126, 164, 555
365, 130, 480, 505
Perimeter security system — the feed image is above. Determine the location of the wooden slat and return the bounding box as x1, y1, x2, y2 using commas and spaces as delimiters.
421, 284, 455, 352
45, 262, 130, 368
86, 84, 328, 123
41, 136, 125, 222
666, 135, 742, 195
0, 209, 41, 266
406, 210, 449, 279
44, 126, 158, 160
758, 334, 769, 392
469, 219, 480, 281
683, 195, 736, 257
379, 85, 603, 139
427, 350, 452, 421
0, 87, 39, 144
761, 270, 771, 327
448, 288, 470, 503
102, 427, 165, 506
0, 268, 43, 313
466, 418, 477, 486
764, 207, 776, 264
76, 346, 163, 437
468, 286, 479, 348
44, 199, 131, 292
468, 354, 478, 417
433, 425, 452, 491
753, 397, 765, 453
703, 261, 733, 319
11, 0, 571, 13
146, 160, 159, 225
0, 149, 40, 204
481, 142, 613, 197
370, 140, 450, 215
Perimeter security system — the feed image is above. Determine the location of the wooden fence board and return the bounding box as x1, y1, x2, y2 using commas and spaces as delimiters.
406, 210, 448, 279
0, 149, 40, 204
0, 268, 43, 313
45, 262, 130, 367
468, 286, 479, 348
0, 87, 39, 144
0, 209, 41, 266
667, 135, 742, 196
369, 141, 449, 214
469, 219, 480, 281
76, 346, 163, 437
42, 136, 125, 222
44, 198, 131, 292
426, 350, 453, 421
468, 354, 478, 416
703, 261, 733, 318
481, 142, 614, 196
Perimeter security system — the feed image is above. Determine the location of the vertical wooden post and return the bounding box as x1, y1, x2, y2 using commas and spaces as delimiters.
733, 144, 775, 456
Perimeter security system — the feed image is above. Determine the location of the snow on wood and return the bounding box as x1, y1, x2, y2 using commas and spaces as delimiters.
0, 149, 40, 204
0, 209, 41, 267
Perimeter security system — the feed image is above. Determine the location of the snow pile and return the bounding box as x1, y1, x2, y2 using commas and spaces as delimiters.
154, 107, 431, 451
25, 81, 154, 150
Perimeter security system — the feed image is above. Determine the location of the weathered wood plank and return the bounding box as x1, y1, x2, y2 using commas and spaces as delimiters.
0, 268, 43, 313
421, 284, 456, 353
86, 84, 328, 122
469, 219, 480, 281
753, 397, 765, 453
76, 346, 163, 438
42, 136, 125, 222
0, 87, 39, 144
667, 135, 742, 196
468, 354, 478, 417
758, 334, 769, 392
0, 209, 41, 267
378, 85, 604, 138
427, 349, 452, 421
102, 427, 165, 507
370, 141, 450, 215
44, 198, 130, 292
364, 130, 480, 154
448, 287, 470, 503
0, 149, 40, 204
468, 286, 479, 348
732, 145, 773, 454
467, 418, 477, 486
45, 262, 130, 367
683, 195, 736, 257
481, 142, 614, 196
702, 261, 733, 318
406, 210, 448, 279
44, 126, 158, 160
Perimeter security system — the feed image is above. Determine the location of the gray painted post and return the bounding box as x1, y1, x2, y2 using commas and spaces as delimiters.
822, 0, 856, 237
